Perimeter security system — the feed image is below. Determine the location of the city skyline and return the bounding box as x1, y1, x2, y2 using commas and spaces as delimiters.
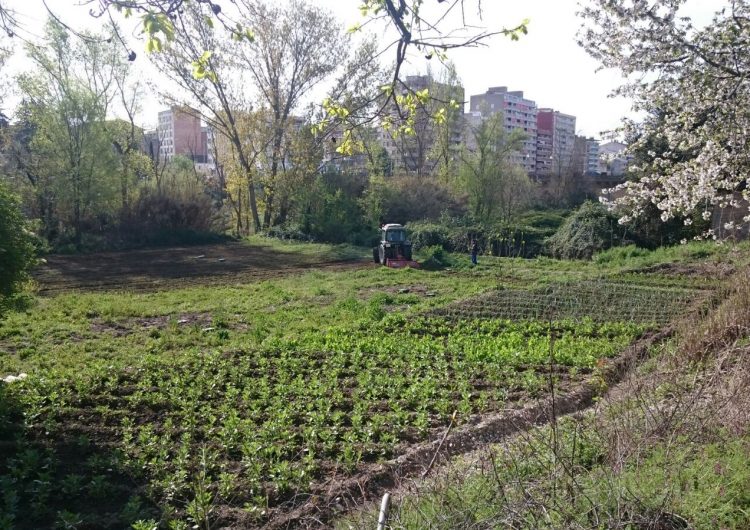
1, 0, 717, 137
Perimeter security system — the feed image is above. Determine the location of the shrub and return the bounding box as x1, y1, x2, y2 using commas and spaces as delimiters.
407, 223, 451, 250
419, 245, 449, 270
297, 176, 373, 244
369, 175, 466, 225
0, 182, 38, 304
407, 210, 566, 258
546, 201, 624, 260
624, 202, 708, 249
120, 189, 223, 246
264, 224, 313, 242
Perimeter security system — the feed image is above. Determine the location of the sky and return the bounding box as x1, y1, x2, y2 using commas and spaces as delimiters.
1, 0, 719, 139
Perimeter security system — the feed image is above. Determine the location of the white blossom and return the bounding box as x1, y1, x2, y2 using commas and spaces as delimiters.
580, 1, 750, 236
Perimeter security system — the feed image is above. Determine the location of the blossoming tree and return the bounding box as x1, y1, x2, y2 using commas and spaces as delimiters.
579, 0, 750, 237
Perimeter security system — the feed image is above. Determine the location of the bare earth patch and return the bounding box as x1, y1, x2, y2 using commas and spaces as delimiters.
89, 313, 213, 336
33, 242, 367, 295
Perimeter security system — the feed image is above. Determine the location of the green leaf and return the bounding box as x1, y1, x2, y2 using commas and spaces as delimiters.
145, 36, 163, 53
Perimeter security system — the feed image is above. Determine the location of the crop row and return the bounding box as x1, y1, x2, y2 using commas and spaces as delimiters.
3, 316, 641, 527
430, 281, 705, 325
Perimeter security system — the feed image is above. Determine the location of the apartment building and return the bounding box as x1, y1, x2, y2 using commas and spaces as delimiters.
469, 86, 538, 174
536, 109, 576, 177
378, 74, 465, 176
584, 137, 600, 176
598, 141, 632, 178
157, 106, 204, 162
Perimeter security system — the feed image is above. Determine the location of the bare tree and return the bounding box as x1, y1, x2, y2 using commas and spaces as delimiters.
236, 0, 346, 228
148, 2, 265, 231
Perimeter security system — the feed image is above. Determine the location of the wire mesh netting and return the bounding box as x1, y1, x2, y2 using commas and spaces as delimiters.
429, 280, 709, 325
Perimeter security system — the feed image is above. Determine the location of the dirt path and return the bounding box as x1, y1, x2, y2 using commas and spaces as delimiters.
33, 243, 368, 295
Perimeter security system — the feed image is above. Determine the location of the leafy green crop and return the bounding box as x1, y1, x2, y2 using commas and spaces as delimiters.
0, 244, 716, 527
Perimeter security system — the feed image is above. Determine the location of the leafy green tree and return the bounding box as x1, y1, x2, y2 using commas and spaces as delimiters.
0, 181, 36, 304
238, 0, 347, 228
15, 20, 124, 248
459, 113, 530, 222
429, 62, 465, 181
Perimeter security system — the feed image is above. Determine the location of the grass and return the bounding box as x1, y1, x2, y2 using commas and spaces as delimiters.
346, 253, 750, 530
0, 239, 743, 528
593, 240, 750, 269
245, 234, 370, 262
351, 419, 750, 529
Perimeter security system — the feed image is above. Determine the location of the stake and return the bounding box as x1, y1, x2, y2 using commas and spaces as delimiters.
421, 410, 457, 479
376, 492, 391, 530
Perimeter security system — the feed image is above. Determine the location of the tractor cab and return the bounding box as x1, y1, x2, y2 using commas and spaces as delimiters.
373, 224, 419, 268
383, 224, 406, 243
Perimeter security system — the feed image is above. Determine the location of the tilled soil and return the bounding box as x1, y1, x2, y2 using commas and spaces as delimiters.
32, 243, 367, 295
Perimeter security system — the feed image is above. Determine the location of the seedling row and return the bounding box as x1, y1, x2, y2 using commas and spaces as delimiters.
3, 315, 642, 527
430, 280, 705, 325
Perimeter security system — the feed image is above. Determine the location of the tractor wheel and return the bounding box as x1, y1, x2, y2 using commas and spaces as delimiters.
372, 247, 379, 263
404, 246, 413, 260
378, 245, 386, 265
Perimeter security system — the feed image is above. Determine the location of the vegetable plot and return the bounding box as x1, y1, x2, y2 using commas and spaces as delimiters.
5, 316, 643, 527
430, 280, 707, 325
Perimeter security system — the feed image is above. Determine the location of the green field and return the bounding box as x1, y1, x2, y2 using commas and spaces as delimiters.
0, 240, 736, 529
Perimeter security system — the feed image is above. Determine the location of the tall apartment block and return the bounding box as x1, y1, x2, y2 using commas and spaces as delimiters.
583, 137, 600, 176
536, 109, 576, 177
378, 74, 465, 176
468, 86, 538, 175
157, 106, 204, 162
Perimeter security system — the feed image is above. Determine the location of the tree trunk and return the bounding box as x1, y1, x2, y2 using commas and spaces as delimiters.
234, 145, 261, 233
263, 191, 274, 229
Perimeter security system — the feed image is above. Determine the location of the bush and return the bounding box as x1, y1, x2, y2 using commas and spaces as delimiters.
624, 202, 708, 249
407, 210, 567, 258
419, 245, 449, 270
546, 201, 624, 260
0, 182, 38, 304
407, 222, 451, 250
296, 176, 375, 245
367, 175, 466, 225
120, 189, 223, 246
264, 224, 314, 242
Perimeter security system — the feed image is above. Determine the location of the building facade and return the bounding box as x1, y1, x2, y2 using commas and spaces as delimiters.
598, 141, 631, 177
379, 74, 465, 176
584, 137, 600, 176
157, 106, 205, 162
469, 86, 538, 175
536, 109, 576, 178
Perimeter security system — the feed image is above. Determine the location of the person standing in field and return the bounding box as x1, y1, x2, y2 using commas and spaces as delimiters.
470, 239, 478, 266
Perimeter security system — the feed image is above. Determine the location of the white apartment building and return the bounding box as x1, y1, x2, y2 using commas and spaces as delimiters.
469, 86, 538, 175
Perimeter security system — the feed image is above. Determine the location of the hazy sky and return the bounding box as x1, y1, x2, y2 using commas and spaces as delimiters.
2, 0, 718, 138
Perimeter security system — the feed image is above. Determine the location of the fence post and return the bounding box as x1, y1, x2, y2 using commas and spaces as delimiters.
376, 492, 391, 530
